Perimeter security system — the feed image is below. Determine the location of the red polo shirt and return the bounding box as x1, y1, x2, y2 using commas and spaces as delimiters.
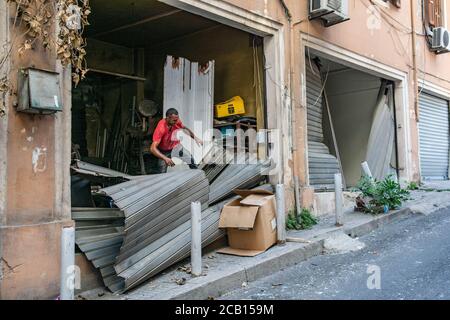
153, 118, 184, 152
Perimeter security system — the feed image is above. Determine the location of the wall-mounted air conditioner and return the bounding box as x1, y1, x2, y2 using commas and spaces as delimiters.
309, 0, 349, 27
431, 27, 450, 54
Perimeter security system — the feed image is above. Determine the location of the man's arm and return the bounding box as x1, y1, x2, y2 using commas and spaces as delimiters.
183, 127, 203, 146
150, 140, 175, 167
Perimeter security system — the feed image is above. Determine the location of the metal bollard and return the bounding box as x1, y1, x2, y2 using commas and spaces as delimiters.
276, 184, 286, 244
191, 202, 202, 277
334, 173, 344, 227
60, 226, 75, 300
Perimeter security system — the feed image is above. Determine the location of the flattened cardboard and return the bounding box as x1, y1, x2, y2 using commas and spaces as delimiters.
240, 194, 274, 206
217, 247, 265, 257
218, 203, 259, 229
234, 189, 274, 199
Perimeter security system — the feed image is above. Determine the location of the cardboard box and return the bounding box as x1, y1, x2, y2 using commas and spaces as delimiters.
217, 189, 277, 257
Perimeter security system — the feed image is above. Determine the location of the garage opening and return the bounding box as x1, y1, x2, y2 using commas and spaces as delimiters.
305, 53, 399, 191
72, 0, 267, 176
70, 0, 272, 293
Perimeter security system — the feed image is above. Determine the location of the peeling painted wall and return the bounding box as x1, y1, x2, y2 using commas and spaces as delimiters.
0, 2, 73, 299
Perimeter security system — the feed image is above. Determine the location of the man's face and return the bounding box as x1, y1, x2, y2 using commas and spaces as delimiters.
166, 114, 179, 126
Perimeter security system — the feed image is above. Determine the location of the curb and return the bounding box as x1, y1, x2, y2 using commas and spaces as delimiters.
168, 206, 417, 300
172, 241, 324, 300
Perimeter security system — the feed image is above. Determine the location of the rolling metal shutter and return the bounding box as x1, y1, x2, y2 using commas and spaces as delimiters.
306, 61, 340, 190
418, 92, 449, 180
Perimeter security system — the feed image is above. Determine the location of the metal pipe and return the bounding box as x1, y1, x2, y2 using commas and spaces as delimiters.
324, 87, 346, 188
334, 173, 343, 227
191, 201, 202, 277
276, 184, 286, 244
60, 226, 75, 300
89, 68, 146, 82
294, 176, 302, 223
410, 0, 419, 121
361, 161, 373, 179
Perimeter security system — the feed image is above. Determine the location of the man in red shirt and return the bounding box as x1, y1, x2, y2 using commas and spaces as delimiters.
151, 108, 203, 173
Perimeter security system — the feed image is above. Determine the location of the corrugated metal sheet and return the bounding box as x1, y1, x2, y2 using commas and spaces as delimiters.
198, 144, 235, 183
209, 155, 271, 204
73, 207, 125, 292
74, 169, 274, 294
115, 199, 226, 290
366, 83, 396, 181
71, 160, 136, 180
306, 61, 340, 190
163, 56, 214, 164
100, 169, 210, 291
419, 92, 449, 180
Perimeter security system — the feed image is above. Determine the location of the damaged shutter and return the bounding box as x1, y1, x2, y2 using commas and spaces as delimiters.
418, 92, 449, 180
365, 82, 397, 181
306, 61, 341, 190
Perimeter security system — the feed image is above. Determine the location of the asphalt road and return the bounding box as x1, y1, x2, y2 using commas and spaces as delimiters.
221, 208, 450, 300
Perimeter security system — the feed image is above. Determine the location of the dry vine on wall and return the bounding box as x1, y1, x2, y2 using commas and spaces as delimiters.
0, 0, 90, 117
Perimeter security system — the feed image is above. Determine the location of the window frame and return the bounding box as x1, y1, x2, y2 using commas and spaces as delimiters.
426, 0, 447, 29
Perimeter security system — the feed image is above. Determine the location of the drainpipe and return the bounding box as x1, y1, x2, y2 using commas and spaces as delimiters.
410, 0, 419, 121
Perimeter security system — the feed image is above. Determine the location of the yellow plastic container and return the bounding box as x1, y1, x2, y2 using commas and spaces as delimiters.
215, 96, 246, 118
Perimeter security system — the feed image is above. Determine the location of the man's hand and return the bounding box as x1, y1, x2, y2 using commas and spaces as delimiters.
194, 137, 203, 146
164, 157, 175, 167
184, 127, 203, 146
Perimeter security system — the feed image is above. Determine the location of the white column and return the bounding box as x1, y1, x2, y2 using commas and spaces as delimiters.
276, 184, 286, 244
334, 173, 344, 227
191, 201, 202, 277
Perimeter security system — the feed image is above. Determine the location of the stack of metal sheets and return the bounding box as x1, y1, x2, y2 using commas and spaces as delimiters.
115, 199, 227, 291
100, 169, 210, 291
209, 156, 272, 205
198, 144, 235, 183
72, 207, 125, 292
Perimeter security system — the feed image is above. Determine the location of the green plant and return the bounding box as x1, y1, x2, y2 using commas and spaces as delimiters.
355, 175, 410, 214
407, 181, 419, 190
286, 208, 318, 230
375, 175, 410, 209
356, 175, 377, 197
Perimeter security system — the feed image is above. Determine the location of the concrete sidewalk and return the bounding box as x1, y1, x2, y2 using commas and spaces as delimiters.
78, 186, 450, 300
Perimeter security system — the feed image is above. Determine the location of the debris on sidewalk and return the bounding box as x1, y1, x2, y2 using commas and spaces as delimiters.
323, 232, 365, 255
174, 277, 187, 285
286, 237, 312, 244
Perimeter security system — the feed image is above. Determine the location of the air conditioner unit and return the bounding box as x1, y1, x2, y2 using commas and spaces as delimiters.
431, 27, 450, 53
309, 0, 349, 27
